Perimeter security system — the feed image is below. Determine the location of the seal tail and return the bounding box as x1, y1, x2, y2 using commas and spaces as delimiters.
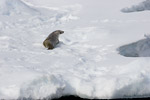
43, 39, 54, 50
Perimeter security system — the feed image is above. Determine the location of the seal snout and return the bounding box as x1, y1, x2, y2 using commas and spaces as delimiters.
60, 30, 64, 34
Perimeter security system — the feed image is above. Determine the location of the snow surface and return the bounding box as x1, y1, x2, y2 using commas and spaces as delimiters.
0, 0, 150, 99
121, 0, 150, 13
118, 36, 150, 57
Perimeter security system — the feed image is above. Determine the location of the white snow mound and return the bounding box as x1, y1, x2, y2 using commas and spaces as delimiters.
0, 0, 39, 15
0, 0, 80, 30
118, 35, 150, 57
121, 0, 150, 13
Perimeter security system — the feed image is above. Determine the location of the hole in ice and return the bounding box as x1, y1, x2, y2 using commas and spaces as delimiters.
52, 95, 91, 100
51, 95, 150, 100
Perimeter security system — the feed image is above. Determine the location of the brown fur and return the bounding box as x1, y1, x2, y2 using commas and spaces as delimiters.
43, 30, 64, 50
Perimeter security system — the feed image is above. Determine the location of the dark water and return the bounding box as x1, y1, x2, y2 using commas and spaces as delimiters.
52, 95, 150, 100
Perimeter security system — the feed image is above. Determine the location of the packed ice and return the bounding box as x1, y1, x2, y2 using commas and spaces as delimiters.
0, 0, 150, 99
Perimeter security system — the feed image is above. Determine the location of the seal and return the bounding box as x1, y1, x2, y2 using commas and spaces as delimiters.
43, 30, 64, 50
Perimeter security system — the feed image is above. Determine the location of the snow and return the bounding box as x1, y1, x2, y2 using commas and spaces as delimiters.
118, 36, 150, 57
0, 0, 150, 99
121, 0, 150, 13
